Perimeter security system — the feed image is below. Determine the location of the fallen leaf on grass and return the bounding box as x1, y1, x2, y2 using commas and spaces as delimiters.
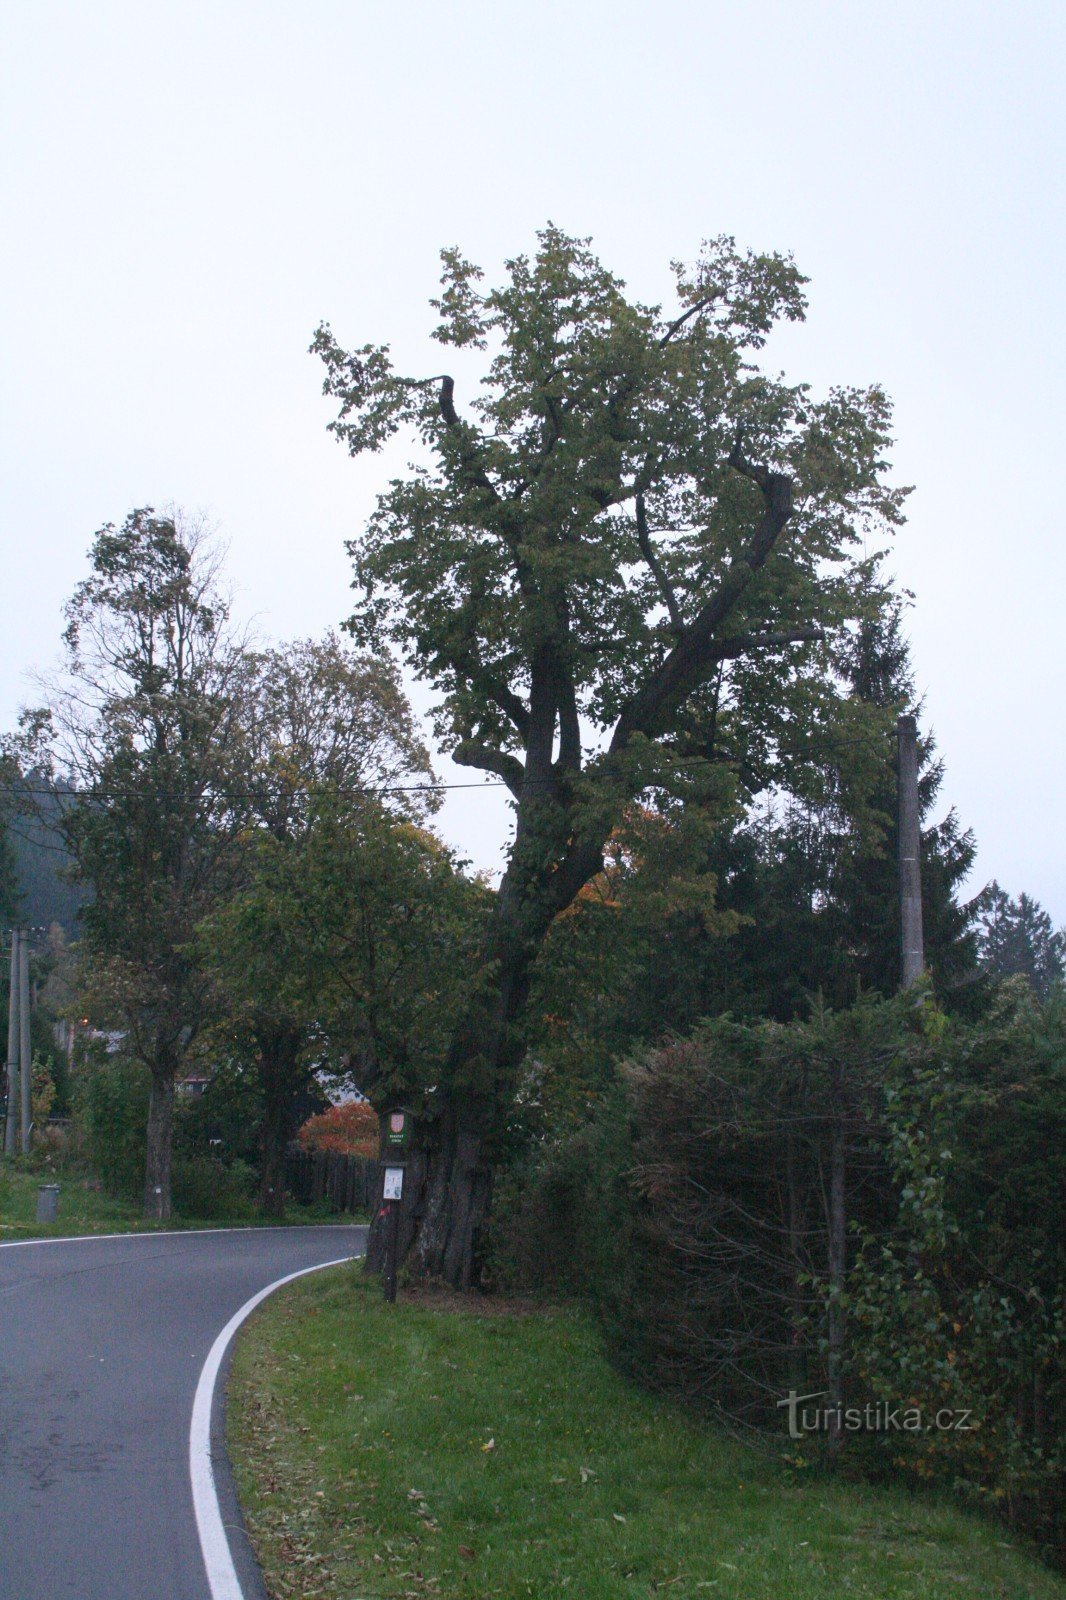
458, 1544, 476, 1559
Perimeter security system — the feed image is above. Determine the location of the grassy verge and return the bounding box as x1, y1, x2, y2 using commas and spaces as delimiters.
227, 1269, 1063, 1600
0, 1162, 361, 1239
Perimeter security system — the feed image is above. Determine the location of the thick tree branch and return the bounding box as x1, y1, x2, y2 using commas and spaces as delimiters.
555, 669, 582, 775
403, 374, 505, 508
451, 644, 530, 740
659, 294, 715, 347
727, 427, 773, 491
635, 492, 683, 634
610, 461, 794, 751
715, 626, 825, 657
452, 740, 525, 798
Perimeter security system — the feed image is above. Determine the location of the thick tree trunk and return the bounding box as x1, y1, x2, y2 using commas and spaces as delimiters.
144, 1072, 175, 1220
395, 754, 606, 1287
401, 862, 556, 1286
257, 1024, 304, 1218
258, 1106, 288, 1218
408, 1100, 494, 1287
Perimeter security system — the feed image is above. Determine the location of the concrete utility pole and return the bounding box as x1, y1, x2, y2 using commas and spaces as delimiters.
19, 930, 32, 1153
5, 929, 19, 1155
897, 714, 925, 988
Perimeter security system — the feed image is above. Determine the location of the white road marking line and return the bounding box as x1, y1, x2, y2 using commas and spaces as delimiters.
0, 1225, 359, 1250
189, 1253, 361, 1600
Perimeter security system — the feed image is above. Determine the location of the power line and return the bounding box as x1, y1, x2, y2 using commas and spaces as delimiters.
3, 776, 520, 804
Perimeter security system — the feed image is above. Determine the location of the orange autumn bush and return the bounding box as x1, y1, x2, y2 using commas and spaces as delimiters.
297, 1100, 379, 1158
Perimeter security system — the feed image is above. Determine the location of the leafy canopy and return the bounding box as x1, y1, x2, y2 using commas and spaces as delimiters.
314, 226, 907, 824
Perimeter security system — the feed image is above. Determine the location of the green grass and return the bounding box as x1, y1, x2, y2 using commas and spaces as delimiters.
0, 1162, 362, 1239
227, 1269, 1063, 1600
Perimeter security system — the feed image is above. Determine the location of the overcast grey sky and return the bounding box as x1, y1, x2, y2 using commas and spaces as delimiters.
2, 0, 1063, 920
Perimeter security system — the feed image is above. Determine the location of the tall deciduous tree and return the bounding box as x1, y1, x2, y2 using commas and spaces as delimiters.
315, 226, 907, 1285
22, 509, 250, 1218
196, 635, 438, 1215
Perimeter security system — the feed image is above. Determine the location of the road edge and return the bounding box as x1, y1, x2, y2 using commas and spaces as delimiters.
189, 1250, 364, 1600
0, 1223, 362, 1250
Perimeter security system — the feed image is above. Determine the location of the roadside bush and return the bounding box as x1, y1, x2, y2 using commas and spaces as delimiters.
171, 1154, 256, 1220
31, 1055, 56, 1128
73, 1047, 150, 1198
497, 988, 1065, 1562
846, 983, 1065, 1556
482, 1082, 644, 1345
173, 1058, 263, 1170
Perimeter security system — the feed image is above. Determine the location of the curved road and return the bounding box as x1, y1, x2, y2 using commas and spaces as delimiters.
0, 1224, 366, 1600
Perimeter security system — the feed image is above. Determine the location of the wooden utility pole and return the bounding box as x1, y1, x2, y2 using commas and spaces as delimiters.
5, 929, 19, 1155
19, 930, 32, 1153
897, 714, 925, 988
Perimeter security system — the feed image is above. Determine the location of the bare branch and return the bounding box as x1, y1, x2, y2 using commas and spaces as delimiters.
659, 294, 715, 347
636, 492, 683, 634
714, 627, 825, 658
728, 426, 773, 492
610, 463, 794, 750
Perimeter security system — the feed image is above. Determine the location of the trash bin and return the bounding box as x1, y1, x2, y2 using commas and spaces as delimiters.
36, 1184, 60, 1224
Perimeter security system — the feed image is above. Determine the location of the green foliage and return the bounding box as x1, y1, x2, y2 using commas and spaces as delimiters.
193, 632, 459, 1212
496, 991, 1066, 1559
6, 508, 264, 1214
30, 1053, 55, 1127
0, 813, 20, 925
848, 985, 1065, 1546
696, 585, 981, 1020
73, 1048, 151, 1199
173, 1058, 264, 1168
314, 226, 909, 1171
513, 579, 981, 1142
979, 883, 1066, 1000
171, 1154, 256, 1220
20, 510, 252, 1091
198, 798, 488, 1117
1, 778, 87, 932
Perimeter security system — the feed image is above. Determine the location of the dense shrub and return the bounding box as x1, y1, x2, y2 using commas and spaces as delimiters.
73, 1047, 151, 1198
171, 1154, 256, 1220
495, 988, 1066, 1561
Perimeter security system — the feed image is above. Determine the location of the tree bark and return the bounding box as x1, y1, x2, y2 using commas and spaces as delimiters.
257, 1023, 304, 1218
407, 1098, 495, 1287
258, 1101, 289, 1218
398, 830, 561, 1285
144, 1071, 175, 1220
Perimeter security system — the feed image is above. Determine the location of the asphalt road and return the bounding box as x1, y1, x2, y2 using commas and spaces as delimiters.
0, 1224, 366, 1600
